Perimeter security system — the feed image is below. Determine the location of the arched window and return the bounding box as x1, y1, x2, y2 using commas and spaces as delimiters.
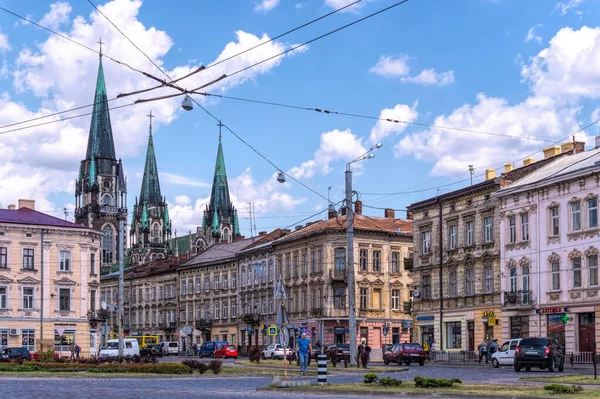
101, 194, 113, 206
102, 227, 113, 264
222, 228, 231, 243
151, 224, 160, 243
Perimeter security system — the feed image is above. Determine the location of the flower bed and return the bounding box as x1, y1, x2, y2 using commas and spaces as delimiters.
0, 361, 191, 375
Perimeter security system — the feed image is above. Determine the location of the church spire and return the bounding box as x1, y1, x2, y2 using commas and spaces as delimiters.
139, 111, 162, 204
85, 50, 116, 161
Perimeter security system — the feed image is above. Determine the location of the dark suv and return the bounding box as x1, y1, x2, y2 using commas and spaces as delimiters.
384, 343, 426, 366
514, 337, 564, 372
0, 347, 31, 360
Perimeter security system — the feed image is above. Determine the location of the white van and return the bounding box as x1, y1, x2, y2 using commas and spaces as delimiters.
492, 338, 522, 367
160, 341, 179, 356
98, 338, 140, 358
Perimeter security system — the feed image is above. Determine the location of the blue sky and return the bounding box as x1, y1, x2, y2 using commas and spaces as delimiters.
1, 0, 600, 237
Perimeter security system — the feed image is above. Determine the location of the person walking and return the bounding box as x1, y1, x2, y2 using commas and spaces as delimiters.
296, 332, 311, 376
69, 344, 75, 360
429, 340, 436, 362
357, 339, 370, 368
75, 344, 81, 360
478, 339, 488, 364
423, 341, 430, 360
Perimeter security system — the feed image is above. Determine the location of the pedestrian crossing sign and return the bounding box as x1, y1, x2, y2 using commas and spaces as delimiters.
268, 326, 278, 336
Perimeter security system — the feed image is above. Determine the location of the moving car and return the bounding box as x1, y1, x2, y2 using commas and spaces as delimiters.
491, 338, 521, 368
197, 341, 228, 358
262, 343, 287, 360
140, 344, 164, 357
0, 347, 31, 361
325, 343, 350, 362
514, 337, 564, 372
384, 343, 426, 366
99, 338, 140, 357
213, 344, 238, 359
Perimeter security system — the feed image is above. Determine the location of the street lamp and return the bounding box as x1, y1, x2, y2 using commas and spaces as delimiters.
276, 171, 286, 183
346, 143, 382, 367
181, 95, 193, 111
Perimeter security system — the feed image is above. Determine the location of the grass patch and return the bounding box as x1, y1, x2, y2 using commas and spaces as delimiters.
293, 382, 600, 398
521, 375, 600, 385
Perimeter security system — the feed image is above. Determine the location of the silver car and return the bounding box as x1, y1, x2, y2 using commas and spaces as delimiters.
262, 344, 289, 360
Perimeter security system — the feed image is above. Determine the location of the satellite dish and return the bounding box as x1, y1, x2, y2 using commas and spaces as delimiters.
101, 301, 107, 310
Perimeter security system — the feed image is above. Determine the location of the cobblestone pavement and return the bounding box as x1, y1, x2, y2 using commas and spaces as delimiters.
0, 364, 585, 399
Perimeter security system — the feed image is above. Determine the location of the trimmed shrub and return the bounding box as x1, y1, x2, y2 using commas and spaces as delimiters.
0, 364, 43, 372
363, 373, 379, 384
182, 360, 209, 374
39, 349, 57, 362
544, 384, 583, 394
378, 377, 402, 387
414, 376, 462, 388
209, 360, 223, 375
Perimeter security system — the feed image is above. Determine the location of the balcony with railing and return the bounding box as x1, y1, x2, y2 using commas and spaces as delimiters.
403, 257, 414, 271
503, 290, 534, 308
195, 318, 213, 330
329, 269, 347, 283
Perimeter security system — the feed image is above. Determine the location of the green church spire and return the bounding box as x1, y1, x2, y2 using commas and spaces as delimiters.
163, 203, 170, 230
208, 125, 231, 220
233, 210, 240, 236
88, 155, 97, 188
140, 202, 149, 229
212, 209, 219, 234
139, 111, 162, 204
85, 54, 116, 162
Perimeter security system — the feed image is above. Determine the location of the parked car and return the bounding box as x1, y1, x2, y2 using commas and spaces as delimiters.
140, 344, 163, 357
491, 338, 521, 368
514, 337, 564, 372
0, 347, 31, 361
384, 343, 426, 366
197, 341, 228, 358
213, 344, 238, 359
325, 343, 350, 361
160, 341, 179, 356
151, 344, 164, 357
99, 338, 140, 357
262, 343, 287, 360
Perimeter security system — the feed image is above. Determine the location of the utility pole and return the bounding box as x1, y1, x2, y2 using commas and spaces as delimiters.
345, 164, 358, 367
437, 197, 444, 350
118, 217, 125, 357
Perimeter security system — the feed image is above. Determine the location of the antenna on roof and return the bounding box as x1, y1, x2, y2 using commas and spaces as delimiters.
63, 207, 69, 221
468, 165, 475, 186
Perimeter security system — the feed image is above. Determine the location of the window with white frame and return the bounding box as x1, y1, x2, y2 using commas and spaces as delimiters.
204, 277, 210, 290
509, 267, 517, 293
222, 302, 228, 319
232, 273, 237, 288
180, 280, 186, 296
318, 249, 323, 272
521, 213, 529, 241
551, 261, 560, 291
0, 287, 7, 309
391, 251, 400, 273
90, 253, 96, 275
449, 271, 457, 297
391, 289, 400, 310
223, 274, 228, 289
196, 278, 201, 293
571, 202, 582, 231
231, 302, 237, 318
23, 248, 34, 270
589, 255, 598, 287
484, 217, 493, 242
302, 254, 307, 275
188, 279, 193, 294
23, 287, 34, 309
465, 221, 474, 246
588, 198, 598, 228
573, 257, 582, 288
0, 247, 8, 269
484, 266, 493, 293
311, 252, 316, 273
214, 302, 220, 319
465, 269, 474, 296
240, 268, 246, 287
522, 266, 530, 304
448, 225, 457, 249
214, 275, 220, 290
421, 231, 431, 254
22, 329, 35, 351
550, 206, 560, 236
59, 288, 70, 311
508, 216, 516, 244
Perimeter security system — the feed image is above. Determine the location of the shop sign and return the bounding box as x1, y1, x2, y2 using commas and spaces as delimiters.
220, 328, 229, 333
129, 331, 141, 336
416, 315, 434, 321
403, 320, 413, 329
334, 327, 347, 334
482, 311, 495, 318
487, 317, 497, 326
537, 307, 567, 314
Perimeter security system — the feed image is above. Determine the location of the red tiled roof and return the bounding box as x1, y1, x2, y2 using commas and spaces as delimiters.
276, 214, 413, 244
0, 208, 88, 229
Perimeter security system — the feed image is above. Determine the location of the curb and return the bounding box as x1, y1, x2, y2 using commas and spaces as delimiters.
256, 386, 559, 399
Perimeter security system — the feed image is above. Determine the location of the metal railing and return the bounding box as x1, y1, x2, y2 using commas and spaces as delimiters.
429, 350, 479, 363
503, 290, 534, 306
569, 352, 600, 365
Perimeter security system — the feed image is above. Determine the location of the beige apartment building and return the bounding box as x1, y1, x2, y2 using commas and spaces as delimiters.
0, 200, 102, 356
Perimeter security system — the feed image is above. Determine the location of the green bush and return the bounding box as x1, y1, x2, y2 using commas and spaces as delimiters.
414, 376, 462, 388
544, 384, 583, 394
378, 377, 402, 387
0, 361, 191, 375
209, 360, 223, 375
39, 349, 56, 362
363, 373, 379, 384
0, 364, 43, 372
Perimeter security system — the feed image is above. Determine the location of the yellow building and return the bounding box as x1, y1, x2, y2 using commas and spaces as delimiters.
0, 200, 102, 357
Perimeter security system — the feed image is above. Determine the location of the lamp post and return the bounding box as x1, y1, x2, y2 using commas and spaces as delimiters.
346, 143, 382, 367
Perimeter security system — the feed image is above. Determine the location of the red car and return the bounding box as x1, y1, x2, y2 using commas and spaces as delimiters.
213, 344, 238, 359
384, 343, 426, 366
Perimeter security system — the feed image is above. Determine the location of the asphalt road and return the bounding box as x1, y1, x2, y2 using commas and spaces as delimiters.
2, 363, 584, 399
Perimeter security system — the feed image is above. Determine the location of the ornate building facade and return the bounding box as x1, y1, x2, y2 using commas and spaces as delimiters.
129, 113, 171, 265
74, 53, 127, 272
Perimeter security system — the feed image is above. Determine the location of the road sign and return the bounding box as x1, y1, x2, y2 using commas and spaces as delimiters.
488, 317, 497, 326
268, 326, 278, 336
183, 326, 192, 335
55, 328, 66, 337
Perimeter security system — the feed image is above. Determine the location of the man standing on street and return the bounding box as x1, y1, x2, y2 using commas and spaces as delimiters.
296, 332, 311, 376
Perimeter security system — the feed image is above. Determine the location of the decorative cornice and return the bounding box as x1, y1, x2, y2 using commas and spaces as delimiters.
17, 276, 41, 285
584, 246, 599, 257
568, 249, 583, 259
548, 252, 560, 262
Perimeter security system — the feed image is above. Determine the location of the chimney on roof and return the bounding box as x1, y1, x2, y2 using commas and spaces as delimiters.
485, 169, 496, 180
384, 208, 395, 219
354, 200, 362, 216
18, 199, 35, 210
295, 225, 303, 231
543, 146, 561, 159
407, 211, 414, 220
340, 207, 346, 216
560, 142, 574, 154
258, 231, 267, 237
234, 235, 246, 241
504, 163, 514, 173
523, 158, 535, 166
8, 204, 15, 210
282, 229, 291, 234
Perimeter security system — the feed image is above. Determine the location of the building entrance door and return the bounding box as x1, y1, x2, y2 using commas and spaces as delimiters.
467, 321, 474, 351
578, 313, 595, 352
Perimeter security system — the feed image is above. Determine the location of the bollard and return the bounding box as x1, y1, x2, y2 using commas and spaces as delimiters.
317, 354, 327, 385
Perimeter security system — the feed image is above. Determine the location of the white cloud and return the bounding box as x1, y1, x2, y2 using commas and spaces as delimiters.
0, 0, 299, 216
324, 0, 371, 12
401, 69, 455, 87
174, 195, 192, 205
255, 0, 280, 12
0, 31, 10, 52
39, 1, 72, 30
369, 102, 418, 144
162, 172, 210, 188
370, 54, 455, 87
525, 24, 543, 43
289, 129, 367, 179
295, 3, 305, 9
556, 0, 585, 15
369, 55, 410, 78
